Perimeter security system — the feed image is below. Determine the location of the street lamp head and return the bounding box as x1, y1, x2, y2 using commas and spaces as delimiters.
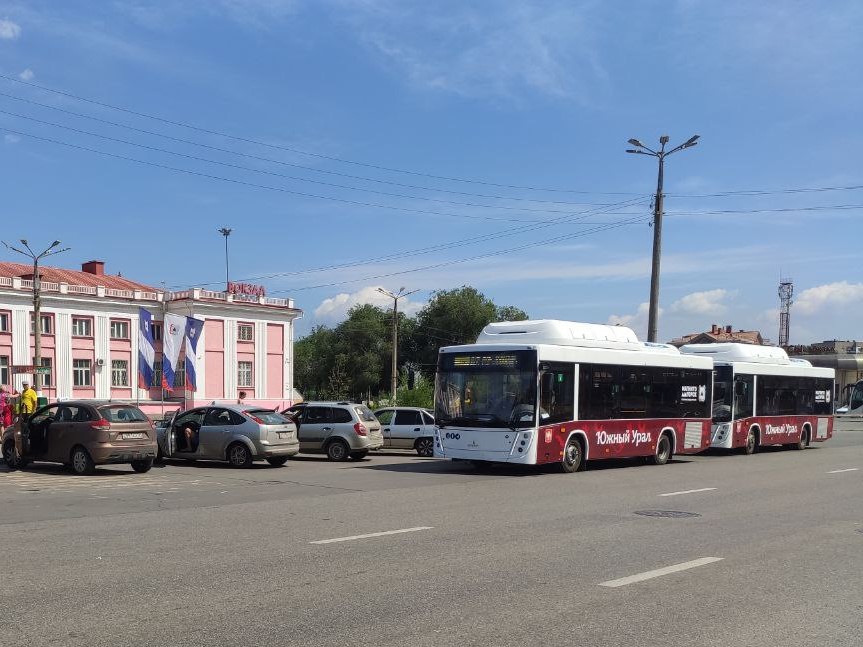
50, 240, 61, 248
659, 135, 670, 145
20, 239, 28, 246
683, 134, 700, 148
627, 138, 644, 148
625, 149, 640, 154
218, 227, 232, 237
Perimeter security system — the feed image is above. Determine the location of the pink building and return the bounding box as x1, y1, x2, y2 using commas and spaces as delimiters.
0, 260, 302, 415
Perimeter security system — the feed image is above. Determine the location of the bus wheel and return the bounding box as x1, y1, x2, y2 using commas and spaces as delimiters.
794, 428, 809, 450
560, 438, 584, 473
647, 434, 672, 466
742, 429, 758, 455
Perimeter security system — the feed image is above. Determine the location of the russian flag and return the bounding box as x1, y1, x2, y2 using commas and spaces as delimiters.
185, 317, 204, 392
138, 307, 156, 389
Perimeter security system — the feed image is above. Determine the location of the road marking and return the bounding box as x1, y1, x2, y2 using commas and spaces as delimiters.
310, 526, 433, 545
658, 487, 717, 497
599, 557, 724, 588
827, 468, 858, 474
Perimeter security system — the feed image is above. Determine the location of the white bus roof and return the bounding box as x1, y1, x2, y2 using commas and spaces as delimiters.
679, 343, 791, 364
477, 320, 646, 350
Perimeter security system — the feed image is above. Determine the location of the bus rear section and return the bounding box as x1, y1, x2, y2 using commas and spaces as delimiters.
680, 343, 836, 452
434, 320, 714, 472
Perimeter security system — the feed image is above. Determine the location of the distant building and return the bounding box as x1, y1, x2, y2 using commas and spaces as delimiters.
786, 340, 863, 399
669, 324, 765, 348
0, 259, 302, 414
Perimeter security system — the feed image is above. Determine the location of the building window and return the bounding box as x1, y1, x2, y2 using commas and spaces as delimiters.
73, 359, 92, 387
174, 367, 186, 388
0, 313, 8, 332
0, 356, 8, 385
110, 320, 130, 340
238, 324, 254, 341
151, 322, 162, 342
238, 361, 253, 387
111, 360, 129, 387
152, 363, 163, 388
30, 314, 53, 335
38, 358, 52, 388
72, 317, 92, 337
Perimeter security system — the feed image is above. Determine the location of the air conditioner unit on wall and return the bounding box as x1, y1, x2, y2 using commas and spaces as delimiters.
95, 358, 105, 367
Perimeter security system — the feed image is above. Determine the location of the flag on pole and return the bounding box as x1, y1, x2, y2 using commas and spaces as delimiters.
184, 317, 204, 392
162, 313, 187, 392
138, 308, 156, 389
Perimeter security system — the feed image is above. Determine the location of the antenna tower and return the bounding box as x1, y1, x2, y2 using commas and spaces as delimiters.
778, 277, 793, 347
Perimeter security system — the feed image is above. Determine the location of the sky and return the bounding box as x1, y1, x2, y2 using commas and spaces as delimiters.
1, 0, 862, 344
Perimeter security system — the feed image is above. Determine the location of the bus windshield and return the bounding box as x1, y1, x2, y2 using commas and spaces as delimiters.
712, 366, 733, 423
435, 350, 537, 429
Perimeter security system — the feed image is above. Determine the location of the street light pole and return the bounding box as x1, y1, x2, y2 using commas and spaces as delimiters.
218, 227, 232, 290
626, 134, 699, 342
3, 239, 70, 396
377, 287, 418, 404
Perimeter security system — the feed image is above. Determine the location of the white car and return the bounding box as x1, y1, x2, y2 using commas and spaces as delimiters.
373, 407, 435, 457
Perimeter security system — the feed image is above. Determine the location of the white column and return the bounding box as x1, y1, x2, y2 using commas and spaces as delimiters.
256, 321, 267, 399
55, 313, 73, 400
94, 315, 111, 398
224, 319, 237, 401
284, 321, 293, 401
12, 308, 30, 392
192, 316, 206, 403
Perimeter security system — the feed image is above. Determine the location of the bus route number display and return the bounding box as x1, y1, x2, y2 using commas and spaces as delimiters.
453, 354, 519, 368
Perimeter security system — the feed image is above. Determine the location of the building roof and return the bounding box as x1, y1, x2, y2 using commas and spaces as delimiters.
669, 324, 765, 348
0, 261, 155, 292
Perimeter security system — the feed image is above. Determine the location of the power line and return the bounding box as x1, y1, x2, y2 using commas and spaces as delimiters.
0, 90, 622, 207
168, 196, 649, 289
0, 108, 621, 217
665, 204, 863, 216
0, 73, 641, 196
275, 215, 650, 293
2, 127, 569, 224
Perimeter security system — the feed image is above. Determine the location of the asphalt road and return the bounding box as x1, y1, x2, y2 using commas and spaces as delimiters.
1, 421, 861, 647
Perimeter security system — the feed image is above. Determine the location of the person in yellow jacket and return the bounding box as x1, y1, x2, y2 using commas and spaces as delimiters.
20, 381, 38, 418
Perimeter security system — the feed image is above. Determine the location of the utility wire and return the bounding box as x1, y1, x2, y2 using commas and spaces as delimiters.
0, 108, 620, 217
0, 90, 620, 207
0, 73, 640, 196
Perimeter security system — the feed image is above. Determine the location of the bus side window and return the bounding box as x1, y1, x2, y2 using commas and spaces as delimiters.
540, 363, 574, 424
734, 375, 754, 419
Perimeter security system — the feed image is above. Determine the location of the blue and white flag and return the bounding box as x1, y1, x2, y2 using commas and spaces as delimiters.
162, 313, 187, 392
138, 308, 156, 389
184, 317, 205, 392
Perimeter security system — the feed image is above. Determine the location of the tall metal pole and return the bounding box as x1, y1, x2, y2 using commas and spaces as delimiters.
647, 149, 665, 344
218, 227, 232, 290
377, 287, 418, 404
4, 240, 69, 398
626, 134, 699, 342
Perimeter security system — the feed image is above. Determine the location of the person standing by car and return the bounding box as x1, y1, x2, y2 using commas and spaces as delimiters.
0, 386, 12, 429
20, 381, 37, 421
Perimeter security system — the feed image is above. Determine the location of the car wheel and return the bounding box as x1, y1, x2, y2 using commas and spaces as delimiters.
559, 437, 584, 473
326, 439, 349, 462
415, 437, 434, 457
266, 456, 289, 467
742, 428, 758, 455
131, 459, 153, 473
227, 443, 253, 468
647, 434, 672, 466
349, 451, 368, 461
3, 441, 21, 469
70, 446, 96, 475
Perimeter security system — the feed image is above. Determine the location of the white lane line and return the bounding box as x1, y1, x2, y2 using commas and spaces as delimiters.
599, 557, 724, 588
827, 468, 858, 474
658, 487, 717, 497
310, 526, 433, 545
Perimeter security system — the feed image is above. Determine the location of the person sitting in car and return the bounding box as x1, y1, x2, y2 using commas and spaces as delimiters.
182, 423, 199, 452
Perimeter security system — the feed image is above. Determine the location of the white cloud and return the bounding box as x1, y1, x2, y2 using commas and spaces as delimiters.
3, 134, 20, 144
339, 1, 606, 100
314, 285, 425, 323
670, 288, 736, 316
795, 281, 863, 315
607, 302, 654, 340
0, 18, 21, 39
18, 68, 34, 81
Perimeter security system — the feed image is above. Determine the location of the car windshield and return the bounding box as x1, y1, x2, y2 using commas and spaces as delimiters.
99, 405, 148, 423
248, 409, 290, 425
435, 350, 537, 429
712, 366, 733, 423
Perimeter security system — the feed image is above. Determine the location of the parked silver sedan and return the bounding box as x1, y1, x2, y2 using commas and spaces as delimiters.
156, 405, 299, 467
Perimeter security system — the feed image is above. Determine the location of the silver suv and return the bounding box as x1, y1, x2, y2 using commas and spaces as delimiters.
284, 402, 383, 461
